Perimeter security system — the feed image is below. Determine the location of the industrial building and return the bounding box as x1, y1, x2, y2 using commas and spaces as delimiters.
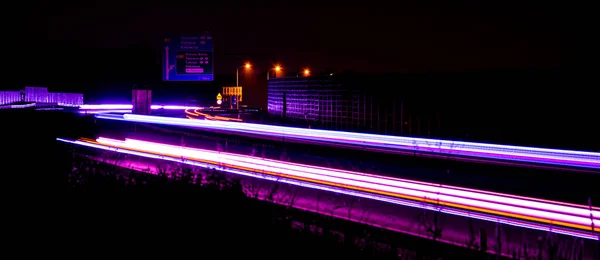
0, 86, 83, 107
267, 74, 441, 137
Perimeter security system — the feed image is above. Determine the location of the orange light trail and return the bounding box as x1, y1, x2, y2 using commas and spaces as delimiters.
184, 108, 242, 122
75, 137, 599, 234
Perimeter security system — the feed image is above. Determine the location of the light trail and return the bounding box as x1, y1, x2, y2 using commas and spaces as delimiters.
57, 138, 596, 241
57, 137, 599, 240
96, 138, 599, 227
184, 108, 243, 122
80, 104, 132, 110
80, 104, 209, 110
79, 109, 132, 114
115, 138, 600, 220
184, 109, 200, 117
95, 114, 600, 169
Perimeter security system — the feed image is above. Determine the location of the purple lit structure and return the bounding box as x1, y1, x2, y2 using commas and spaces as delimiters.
0, 91, 21, 104
0, 86, 83, 107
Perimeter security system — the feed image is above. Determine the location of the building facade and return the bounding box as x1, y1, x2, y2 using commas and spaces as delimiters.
0, 86, 83, 107
267, 75, 441, 137
268, 77, 362, 129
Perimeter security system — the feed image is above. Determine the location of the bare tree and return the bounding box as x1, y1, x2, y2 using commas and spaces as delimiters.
243, 183, 261, 199
287, 190, 298, 208
466, 220, 479, 250
273, 186, 290, 204
426, 211, 443, 241
358, 207, 371, 223
266, 180, 280, 202
346, 198, 358, 219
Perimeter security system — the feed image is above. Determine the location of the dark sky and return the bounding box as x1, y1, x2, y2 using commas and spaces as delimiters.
15, 1, 590, 77
12, 1, 595, 108
10, 1, 598, 147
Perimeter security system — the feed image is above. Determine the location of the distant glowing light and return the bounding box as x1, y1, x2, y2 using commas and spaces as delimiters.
244, 63, 251, 69
275, 66, 281, 72
217, 100, 222, 105
303, 69, 310, 76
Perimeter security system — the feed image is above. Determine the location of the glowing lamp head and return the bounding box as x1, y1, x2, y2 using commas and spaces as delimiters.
217, 100, 222, 105
244, 63, 251, 69
303, 69, 310, 76
274, 66, 281, 72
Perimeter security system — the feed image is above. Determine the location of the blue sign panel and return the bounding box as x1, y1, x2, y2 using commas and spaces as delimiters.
163, 35, 214, 81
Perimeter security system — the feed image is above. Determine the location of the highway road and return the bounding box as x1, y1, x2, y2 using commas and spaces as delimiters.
95, 113, 600, 170
58, 137, 599, 241
89, 119, 600, 206
61, 137, 600, 259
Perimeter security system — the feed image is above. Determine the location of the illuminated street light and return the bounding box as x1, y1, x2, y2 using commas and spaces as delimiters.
303, 69, 310, 76
268, 65, 283, 80
236, 62, 252, 87
235, 62, 251, 110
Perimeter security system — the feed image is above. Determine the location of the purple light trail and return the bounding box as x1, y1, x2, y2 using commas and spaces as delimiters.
79, 104, 205, 110
94, 114, 600, 169
56, 137, 599, 240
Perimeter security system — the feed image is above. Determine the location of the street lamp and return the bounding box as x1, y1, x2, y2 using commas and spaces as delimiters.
303, 68, 310, 76
234, 62, 251, 110
237, 62, 251, 88
267, 65, 282, 80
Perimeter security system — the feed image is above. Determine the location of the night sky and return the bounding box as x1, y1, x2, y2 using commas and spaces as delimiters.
12, 2, 593, 102
16, 2, 590, 76
9, 2, 597, 148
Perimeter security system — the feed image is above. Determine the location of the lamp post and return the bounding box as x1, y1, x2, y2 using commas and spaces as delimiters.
233, 62, 251, 109
237, 62, 251, 89
267, 65, 282, 80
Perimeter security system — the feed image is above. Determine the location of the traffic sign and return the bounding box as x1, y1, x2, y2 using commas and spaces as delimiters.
163, 35, 214, 81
